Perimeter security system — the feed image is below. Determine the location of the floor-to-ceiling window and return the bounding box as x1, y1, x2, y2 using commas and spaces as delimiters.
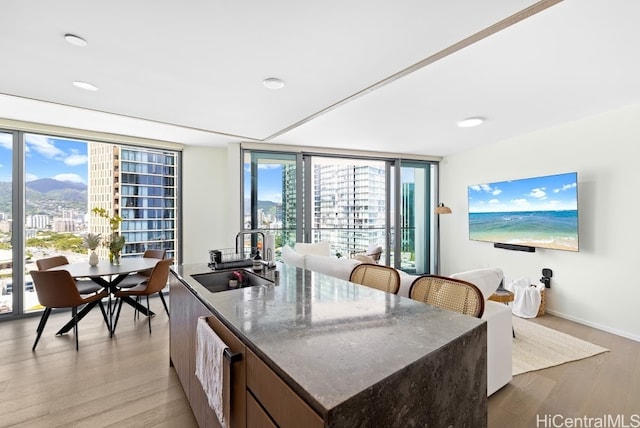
0, 129, 180, 318
23, 134, 92, 312
242, 148, 437, 273
396, 161, 432, 274
243, 152, 300, 257
308, 156, 387, 259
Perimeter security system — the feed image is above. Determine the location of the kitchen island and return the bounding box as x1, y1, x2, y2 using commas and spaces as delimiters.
170, 262, 487, 427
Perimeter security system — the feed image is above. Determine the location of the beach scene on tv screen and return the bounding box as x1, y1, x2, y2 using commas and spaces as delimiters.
468, 172, 578, 252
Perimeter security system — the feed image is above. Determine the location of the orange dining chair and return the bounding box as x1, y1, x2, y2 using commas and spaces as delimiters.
118, 249, 169, 319
30, 269, 110, 351
116, 249, 167, 289
115, 249, 168, 318
36, 255, 104, 295
112, 258, 173, 334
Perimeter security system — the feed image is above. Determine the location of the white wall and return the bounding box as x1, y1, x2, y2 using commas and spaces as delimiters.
180, 106, 640, 341
440, 102, 640, 341
181, 145, 230, 264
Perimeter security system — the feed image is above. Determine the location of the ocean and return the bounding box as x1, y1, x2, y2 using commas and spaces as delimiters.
468, 210, 578, 251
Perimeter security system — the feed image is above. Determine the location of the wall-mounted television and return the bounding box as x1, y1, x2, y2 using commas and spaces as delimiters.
468, 172, 578, 252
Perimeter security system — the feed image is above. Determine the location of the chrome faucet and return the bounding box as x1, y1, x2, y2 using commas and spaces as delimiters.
235, 229, 265, 258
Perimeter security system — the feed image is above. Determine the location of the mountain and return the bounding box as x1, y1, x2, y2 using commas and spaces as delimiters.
26, 178, 87, 193
25, 178, 88, 216
258, 200, 280, 212
243, 199, 281, 215
0, 179, 89, 216
0, 182, 11, 214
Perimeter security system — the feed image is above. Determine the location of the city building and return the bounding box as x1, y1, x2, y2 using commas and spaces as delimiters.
401, 182, 415, 253
88, 144, 118, 260
280, 163, 297, 247
310, 163, 386, 256
51, 219, 74, 233
89, 143, 177, 260
26, 214, 49, 230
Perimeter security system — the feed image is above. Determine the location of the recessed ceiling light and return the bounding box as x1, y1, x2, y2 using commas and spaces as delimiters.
64, 34, 88, 47
457, 117, 485, 128
72, 81, 98, 91
263, 78, 285, 89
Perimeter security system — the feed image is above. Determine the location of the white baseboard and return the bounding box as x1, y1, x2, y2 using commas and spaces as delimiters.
546, 308, 640, 343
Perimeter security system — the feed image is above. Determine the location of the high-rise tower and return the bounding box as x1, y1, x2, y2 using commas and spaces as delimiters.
89, 143, 177, 260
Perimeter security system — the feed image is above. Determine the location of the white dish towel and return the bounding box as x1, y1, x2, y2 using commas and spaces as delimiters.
195, 316, 229, 428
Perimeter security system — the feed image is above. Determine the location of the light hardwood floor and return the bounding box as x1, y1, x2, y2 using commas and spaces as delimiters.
489, 314, 640, 427
2, 300, 639, 428
0, 297, 197, 428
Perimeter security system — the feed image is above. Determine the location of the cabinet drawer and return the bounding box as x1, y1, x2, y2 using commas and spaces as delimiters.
247, 392, 277, 428
246, 349, 323, 428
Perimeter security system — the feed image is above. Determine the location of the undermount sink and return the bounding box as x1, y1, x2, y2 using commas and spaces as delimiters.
191, 269, 271, 293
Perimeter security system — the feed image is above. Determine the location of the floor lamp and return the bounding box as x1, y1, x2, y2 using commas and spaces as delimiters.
435, 203, 452, 274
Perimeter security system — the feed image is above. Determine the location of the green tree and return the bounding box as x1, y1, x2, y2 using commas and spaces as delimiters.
26, 232, 84, 254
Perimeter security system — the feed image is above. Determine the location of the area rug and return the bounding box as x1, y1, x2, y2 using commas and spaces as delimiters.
512, 316, 609, 376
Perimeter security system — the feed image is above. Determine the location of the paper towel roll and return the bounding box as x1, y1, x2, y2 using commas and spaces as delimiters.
264, 233, 275, 262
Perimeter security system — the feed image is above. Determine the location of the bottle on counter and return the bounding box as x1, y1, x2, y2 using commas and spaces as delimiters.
253, 250, 263, 271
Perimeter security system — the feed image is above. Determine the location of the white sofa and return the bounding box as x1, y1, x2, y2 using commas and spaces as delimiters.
450, 268, 513, 396
282, 244, 513, 396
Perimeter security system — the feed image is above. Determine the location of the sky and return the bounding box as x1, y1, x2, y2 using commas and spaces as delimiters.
468, 172, 578, 213
256, 164, 284, 203
0, 132, 88, 183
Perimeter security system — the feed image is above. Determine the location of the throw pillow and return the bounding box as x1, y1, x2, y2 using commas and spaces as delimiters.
306, 254, 360, 281
281, 244, 306, 269
450, 268, 504, 301
397, 271, 417, 298
293, 241, 331, 257
366, 243, 383, 256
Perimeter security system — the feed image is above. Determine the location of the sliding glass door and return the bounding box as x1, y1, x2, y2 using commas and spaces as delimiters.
397, 161, 432, 274
243, 151, 300, 257
242, 148, 438, 274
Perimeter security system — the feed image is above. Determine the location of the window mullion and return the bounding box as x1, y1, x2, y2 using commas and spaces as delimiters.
13, 131, 25, 315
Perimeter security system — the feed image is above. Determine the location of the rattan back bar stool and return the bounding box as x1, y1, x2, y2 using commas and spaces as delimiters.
349, 263, 401, 294
409, 274, 484, 318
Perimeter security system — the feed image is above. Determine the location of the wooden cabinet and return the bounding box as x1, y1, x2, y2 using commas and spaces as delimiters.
246, 393, 277, 428
169, 274, 191, 389
170, 272, 324, 428
246, 349, 323, 428
172, 264, 487, 427
170, 275, 246, 428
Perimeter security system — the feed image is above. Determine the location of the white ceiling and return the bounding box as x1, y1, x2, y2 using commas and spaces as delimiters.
2, 0, 639, 156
